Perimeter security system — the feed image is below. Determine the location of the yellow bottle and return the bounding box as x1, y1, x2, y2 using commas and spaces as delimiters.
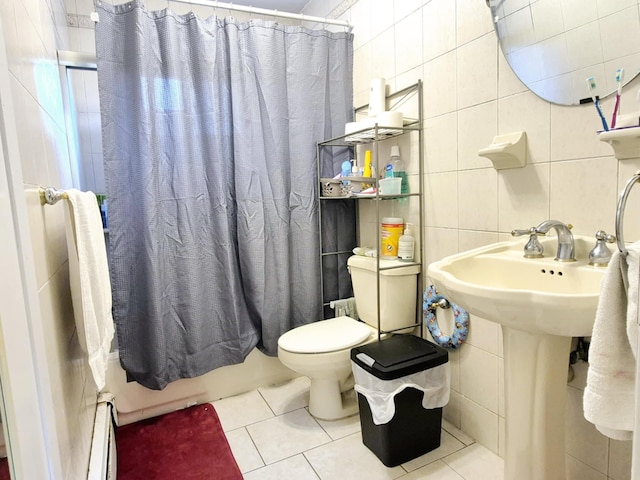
363, 150, 373, 177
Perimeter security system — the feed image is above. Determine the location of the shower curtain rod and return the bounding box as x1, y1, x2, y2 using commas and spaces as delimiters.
145, 0, 352, 30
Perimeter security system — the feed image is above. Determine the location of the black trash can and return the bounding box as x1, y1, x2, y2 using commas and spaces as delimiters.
350, 335, 449, 467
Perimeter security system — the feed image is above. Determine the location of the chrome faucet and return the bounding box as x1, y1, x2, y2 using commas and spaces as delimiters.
534, 220, 575, 262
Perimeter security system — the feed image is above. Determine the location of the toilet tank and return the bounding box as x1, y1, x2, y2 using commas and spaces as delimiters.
347, 255, 421, 332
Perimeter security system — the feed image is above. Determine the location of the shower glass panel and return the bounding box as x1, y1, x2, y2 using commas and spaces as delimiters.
64, 68, 105, 195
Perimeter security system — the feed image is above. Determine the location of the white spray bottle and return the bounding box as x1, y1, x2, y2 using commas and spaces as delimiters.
398, 223, 415, 262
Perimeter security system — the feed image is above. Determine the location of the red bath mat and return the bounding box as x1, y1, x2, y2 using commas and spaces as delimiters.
116, 403, 242, 480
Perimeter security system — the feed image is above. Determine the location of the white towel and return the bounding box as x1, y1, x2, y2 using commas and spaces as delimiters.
65, 190, 115, 391
583, 247, 639, 440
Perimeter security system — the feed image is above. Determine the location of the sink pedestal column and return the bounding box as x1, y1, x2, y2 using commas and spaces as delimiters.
502, 326, 572, 480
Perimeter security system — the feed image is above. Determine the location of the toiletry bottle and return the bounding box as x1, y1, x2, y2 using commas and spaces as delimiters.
363, 150, 373, 177
341, 160, 351, 178
398, 223, 415, 261
385, 164, 394, 178
390, 145, 408, 194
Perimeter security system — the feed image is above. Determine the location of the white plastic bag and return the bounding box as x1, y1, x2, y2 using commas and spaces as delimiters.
352, 362, 450, 425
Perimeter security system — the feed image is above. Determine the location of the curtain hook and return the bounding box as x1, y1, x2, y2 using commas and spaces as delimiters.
273, 9, 278, 23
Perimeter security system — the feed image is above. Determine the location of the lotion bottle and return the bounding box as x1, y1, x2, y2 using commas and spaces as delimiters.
398, 223, 415, 261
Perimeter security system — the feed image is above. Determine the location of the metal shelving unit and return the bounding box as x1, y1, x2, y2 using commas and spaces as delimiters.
316, 80, 424, 338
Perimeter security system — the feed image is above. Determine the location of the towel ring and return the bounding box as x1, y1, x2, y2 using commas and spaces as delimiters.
615, 171, 640, 256
423, 285, 469, 350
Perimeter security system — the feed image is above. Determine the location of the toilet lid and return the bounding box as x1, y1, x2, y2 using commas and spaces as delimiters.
278, 316, 373, 354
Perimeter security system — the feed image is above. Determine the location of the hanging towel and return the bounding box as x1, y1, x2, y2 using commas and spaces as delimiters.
65, 189, 115, 391
329, 297, 358, 319
583, 246, 639, 440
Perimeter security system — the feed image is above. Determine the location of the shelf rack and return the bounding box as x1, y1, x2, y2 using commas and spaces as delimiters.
316, 80, 424, 339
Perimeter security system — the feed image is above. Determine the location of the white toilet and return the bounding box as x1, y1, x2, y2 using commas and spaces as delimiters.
277, 256, 420, 420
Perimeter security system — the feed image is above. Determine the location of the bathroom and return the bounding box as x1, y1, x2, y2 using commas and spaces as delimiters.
0, 0, 639, 478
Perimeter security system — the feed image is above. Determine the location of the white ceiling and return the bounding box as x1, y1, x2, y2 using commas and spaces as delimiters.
231, 0, 309, 14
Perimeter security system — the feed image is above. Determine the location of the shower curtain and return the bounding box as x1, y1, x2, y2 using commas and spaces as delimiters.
94, 0, 353, 390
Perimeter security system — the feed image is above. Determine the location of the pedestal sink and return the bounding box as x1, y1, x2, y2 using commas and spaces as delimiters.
427, 235, 604, 480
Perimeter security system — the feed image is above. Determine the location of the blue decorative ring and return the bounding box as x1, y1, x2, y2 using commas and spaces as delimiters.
423, 285, 469, 350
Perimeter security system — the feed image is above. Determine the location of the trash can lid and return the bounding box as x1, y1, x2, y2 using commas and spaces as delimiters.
351, 335, 448, 380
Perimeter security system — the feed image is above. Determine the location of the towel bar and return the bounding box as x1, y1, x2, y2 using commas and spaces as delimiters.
615, 171, 640, 256
40, 186, 68, 205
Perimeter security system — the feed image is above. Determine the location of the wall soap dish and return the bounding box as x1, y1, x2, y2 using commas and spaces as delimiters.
599, 126, 640, 160
478, 131, 527, 170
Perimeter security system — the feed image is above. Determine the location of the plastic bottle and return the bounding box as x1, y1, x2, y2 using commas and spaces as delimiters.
390, 145, 408, 194
398, 223, 415, 261
363, 150, 373, 178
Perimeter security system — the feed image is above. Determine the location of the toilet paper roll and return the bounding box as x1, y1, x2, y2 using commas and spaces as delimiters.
360, 117, 377, 128
345, 121, 361, 134
368, 78, 386, 117
376, 111, 403, 128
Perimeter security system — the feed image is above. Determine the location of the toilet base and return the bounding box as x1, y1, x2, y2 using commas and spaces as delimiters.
308, 378, 358, 420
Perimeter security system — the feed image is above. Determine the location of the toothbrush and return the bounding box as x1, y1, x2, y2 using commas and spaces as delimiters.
611, 68, 624, 129
586, 77, 609, 131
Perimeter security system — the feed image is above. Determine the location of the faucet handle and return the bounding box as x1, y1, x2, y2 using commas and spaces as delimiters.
512, 227, 544, 237
589, 230, 616, 267
594, 229, 615, 243
511, 227, 544, 258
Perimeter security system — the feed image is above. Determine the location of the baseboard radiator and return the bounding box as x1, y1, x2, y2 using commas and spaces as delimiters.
87, 393, 118, 480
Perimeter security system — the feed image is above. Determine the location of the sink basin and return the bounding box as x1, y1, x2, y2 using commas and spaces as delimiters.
427, 235, 604, 336
427, 234, 607, 480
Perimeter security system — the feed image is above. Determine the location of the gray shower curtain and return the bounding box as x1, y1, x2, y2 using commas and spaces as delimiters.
95, 0, 353, 389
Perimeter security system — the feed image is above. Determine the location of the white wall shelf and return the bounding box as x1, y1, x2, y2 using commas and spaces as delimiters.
599, 127, 640, 159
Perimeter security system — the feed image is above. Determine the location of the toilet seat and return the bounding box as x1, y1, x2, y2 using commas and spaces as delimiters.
278, 316, 374, 354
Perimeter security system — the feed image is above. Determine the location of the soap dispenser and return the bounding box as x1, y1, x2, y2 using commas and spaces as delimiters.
398, 223, 415, 261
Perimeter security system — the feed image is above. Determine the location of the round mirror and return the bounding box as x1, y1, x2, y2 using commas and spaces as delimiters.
489, 0, 640, 105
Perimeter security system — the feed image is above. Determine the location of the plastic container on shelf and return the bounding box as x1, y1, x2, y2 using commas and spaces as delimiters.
379, 177, 401, 195
380, 217, 403, 257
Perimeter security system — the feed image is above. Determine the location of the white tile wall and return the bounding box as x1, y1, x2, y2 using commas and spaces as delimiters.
0, 0, 98, 478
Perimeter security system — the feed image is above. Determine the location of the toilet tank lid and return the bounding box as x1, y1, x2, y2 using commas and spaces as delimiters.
278, 317, 373, 353
347, 255, 420, 276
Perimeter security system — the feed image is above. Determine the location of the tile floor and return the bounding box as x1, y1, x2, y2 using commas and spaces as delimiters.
213, 377, 504, 479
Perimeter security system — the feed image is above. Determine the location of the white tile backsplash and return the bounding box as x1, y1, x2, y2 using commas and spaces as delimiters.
422, 0, 456, 62
455, 0, 493, 47
549, 157, 618, 235
497, 91, 551, 164
459, 345, 499, 413
370, 27, 396, 80
497, 162, 550, 231
456, 33, 498, 109
424, 112, 457, 174
457, 101, 497, 171
459, 397, 499, 454
423, 51, 457, 118
425, 172, 458, 228
457, 168, 498, 231
394, 10, 422, 75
